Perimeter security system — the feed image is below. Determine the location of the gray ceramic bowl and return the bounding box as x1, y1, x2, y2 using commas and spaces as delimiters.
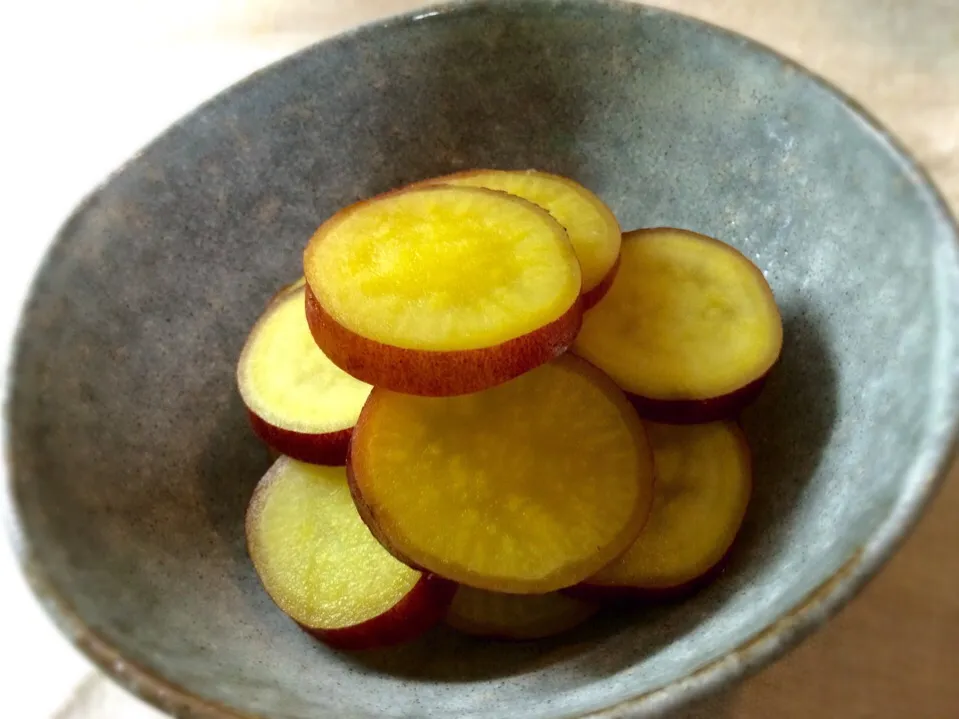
6, 1, 959, 718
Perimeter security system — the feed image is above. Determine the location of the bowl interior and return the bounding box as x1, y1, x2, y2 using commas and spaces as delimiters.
7, 2, 959, 718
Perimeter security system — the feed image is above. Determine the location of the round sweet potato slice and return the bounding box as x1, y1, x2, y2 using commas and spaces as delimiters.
574, 227, 782, 423
348, 354, 656, 594
246, 458, 454, 650
237, 283, 371, 465
304, 185, 583, 396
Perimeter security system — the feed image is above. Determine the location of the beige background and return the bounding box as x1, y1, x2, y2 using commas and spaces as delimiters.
2, 1, 957, 717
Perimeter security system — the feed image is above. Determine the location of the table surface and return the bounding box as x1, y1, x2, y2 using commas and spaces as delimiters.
1, 1, 957, 717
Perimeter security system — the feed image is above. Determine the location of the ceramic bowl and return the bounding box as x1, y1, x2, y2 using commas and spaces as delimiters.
6, 1, 959, 718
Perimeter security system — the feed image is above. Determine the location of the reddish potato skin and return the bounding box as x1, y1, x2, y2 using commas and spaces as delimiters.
299, 573, 456, 651
581, 252, 620, 310
625, 374, 769, 424
305, 285, 583, 397
246, 409, 352, 466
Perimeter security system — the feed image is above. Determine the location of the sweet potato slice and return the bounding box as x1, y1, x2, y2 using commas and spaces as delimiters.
348, 354, 655, 594
446, 586, 597, 640
237, 283, 372, 465
574, 228, 782, 423
577, 421, 751, 599
415, 170, 621, 308
303, 185, 583, 396
246, 458, 454, 650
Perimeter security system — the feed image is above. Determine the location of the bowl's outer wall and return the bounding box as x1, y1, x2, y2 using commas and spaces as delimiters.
7, 2, 959, 718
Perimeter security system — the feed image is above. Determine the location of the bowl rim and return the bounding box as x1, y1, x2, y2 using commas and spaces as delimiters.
5, 1, 959, 718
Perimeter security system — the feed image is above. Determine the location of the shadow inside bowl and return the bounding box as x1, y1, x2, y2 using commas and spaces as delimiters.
335, 302, 837, 683
736, 304, 839, 584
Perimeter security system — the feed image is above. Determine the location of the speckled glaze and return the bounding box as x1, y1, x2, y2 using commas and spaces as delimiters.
5, 1, 959, 718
